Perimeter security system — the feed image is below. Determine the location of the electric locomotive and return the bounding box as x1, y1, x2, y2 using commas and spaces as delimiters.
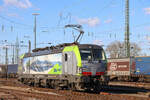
18, 43, 108, 91
18, 24, 108, 91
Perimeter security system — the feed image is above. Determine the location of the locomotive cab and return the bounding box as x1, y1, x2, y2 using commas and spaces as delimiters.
79, 44, 107, 76
62, 44, 108, 91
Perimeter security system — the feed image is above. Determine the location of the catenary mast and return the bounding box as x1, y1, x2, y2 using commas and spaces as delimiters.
125, 0, 130, 57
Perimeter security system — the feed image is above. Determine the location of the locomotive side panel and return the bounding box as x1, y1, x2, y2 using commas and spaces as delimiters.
22, 53, 62, 74
62, 45, 79, 75
62, 51, 77, 75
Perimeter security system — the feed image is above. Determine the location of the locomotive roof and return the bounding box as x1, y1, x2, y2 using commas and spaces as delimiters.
32, 43, 103, 52
78, 44, 103, 49
24, 43, 103, 58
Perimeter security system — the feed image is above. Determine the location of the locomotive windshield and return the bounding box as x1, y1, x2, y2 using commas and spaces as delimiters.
80, 49, 92, 60
80, 49, 106, 61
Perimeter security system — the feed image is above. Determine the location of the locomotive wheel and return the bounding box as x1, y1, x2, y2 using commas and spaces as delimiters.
70, 83, 76, 91
54, 82, 61, 90
51, 80, 61, 90
55, 86, 62, 90
93, 84, 101, 93
34, 79, 40, 87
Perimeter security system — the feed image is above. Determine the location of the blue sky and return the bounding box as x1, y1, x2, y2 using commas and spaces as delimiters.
0, 0, 150, 62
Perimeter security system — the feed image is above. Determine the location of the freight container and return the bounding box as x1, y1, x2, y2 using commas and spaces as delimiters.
107, 58, 135, 76
7, 64, 18, 74
107, 57, 150, 82
135, 56, 150, 75
0, 65, 6, 77
0, 64, 18, 78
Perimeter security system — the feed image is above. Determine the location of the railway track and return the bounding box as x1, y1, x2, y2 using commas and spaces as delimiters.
0, 86, 64, 100
0, 85, 149, 100
109, 81, 150, 89
0, 78, 150, 100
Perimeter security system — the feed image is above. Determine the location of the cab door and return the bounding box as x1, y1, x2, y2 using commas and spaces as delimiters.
62, 52, 77, 75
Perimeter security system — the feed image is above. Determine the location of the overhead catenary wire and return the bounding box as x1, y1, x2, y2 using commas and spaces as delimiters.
57, 0, 86, 26
0, 15, 34, 33
94, 22, 150, 35
0, 15, 33, 27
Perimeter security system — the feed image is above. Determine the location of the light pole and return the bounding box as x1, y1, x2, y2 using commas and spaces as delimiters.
32, 13, 40, 49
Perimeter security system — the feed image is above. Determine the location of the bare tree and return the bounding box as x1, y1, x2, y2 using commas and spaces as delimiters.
106, 41, 141, 58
